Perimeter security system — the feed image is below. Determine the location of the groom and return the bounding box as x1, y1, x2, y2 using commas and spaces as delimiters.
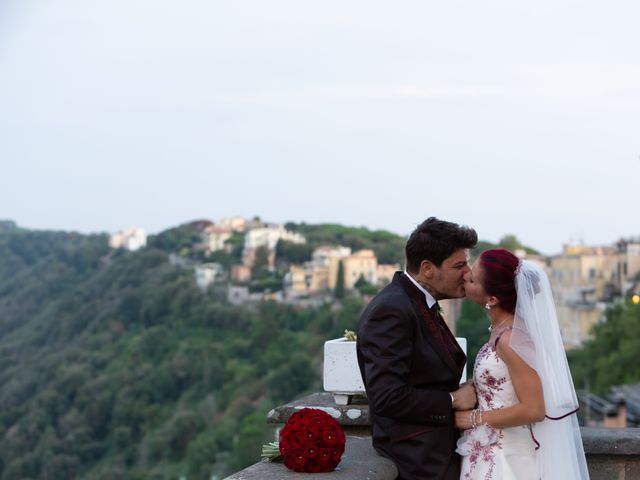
356, 217, 478, 479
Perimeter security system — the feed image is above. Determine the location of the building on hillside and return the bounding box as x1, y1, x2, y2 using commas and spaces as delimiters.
341, 249, 378, 289
219, 216, 251, 232
312, 246, 352, 266
376, 264, 400, 286
231, 264, 252, 284
227, 285, 250, 305
549, 244, 617, 349
283, 245, 350, 299
282, 246, 399, 299
203, 225, 232, 253
109, 227, 147, 251
283, 263, 331, 300
242, 224, 306, 268
613, 238, 640, 295
195, 263, 225, 291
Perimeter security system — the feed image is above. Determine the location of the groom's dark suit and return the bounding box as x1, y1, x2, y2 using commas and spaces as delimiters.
357, 272, 467, 480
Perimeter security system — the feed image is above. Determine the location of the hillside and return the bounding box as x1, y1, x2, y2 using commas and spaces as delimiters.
0, 225, 363, 480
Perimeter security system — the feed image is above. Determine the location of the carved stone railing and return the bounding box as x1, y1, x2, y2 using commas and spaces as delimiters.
225, 393, 640, 480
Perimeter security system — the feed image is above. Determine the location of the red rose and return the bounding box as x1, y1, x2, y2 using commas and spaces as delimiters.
306, 459, 324, 473
304, 428, 318, 442
304, 443, 319, 459
322, 430, 338, 446
318, 448, 333, 465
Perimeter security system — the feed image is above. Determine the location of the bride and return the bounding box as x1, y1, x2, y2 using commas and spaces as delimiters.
455, 249, 589, 479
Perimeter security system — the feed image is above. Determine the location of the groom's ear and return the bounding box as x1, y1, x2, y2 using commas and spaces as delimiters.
420, 260, 435, 279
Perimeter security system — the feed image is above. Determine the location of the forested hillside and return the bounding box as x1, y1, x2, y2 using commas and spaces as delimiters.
0, 224, 362, 480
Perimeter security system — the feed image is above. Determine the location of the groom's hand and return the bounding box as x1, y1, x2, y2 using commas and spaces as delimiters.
451, 381, 476, 410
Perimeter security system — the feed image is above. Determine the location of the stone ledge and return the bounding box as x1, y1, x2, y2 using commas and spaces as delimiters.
267, 392, 369, 427
232, 393, 640, 480
224, 436, 397, 480
582, 427, 640, 455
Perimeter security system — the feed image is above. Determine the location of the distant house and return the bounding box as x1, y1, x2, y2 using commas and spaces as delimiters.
109, 227, 147, 251
242, 224, 306, 268
203, 225, 232, 253
195, 263, 225, 291
579, 383, 640, 428
283, 263, 330, 300
550, 244, 619, 349
219, 216, 250, 232
614, 238, 640, 295
282, 245, 348, 299
231, 264, 252, 284
342, 249, 378, 289
376, 263, 400, 286
227, 285, 250, 305
283, 246, 394, 299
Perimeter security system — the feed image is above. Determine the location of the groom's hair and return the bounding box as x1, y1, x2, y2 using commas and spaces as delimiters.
405, 217, 477, 271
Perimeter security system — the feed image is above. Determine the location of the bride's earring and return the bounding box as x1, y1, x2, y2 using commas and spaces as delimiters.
484, 303, 491, 311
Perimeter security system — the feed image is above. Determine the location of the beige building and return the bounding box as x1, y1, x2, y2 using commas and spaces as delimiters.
219, 216, 249, 232
376, 264, 400, 286
341, 249, 378, 289
549, 245, 617, 349
231, 264, 252, 284
283, 246, 394, 298
283, 245, 349, 298
613, 238, 640, 294
109, 227, 147, 251
283, 264, 330, 299
242, 224, 306, 267
202, 225, 232, 253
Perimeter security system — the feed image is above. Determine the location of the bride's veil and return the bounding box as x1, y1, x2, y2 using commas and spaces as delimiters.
510, 260, 590, 479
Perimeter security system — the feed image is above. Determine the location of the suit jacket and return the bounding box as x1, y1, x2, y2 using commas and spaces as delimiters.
356, 272, 466, 479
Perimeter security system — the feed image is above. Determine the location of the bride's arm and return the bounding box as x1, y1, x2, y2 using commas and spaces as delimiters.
455, 330, 545, 429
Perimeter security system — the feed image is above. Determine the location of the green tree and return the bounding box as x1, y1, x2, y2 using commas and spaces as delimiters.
275, 240, 313, 265
354, 274, 378, 295
568, 299, 640, 394
253, 246, 270, 271
456, 299, 490, 379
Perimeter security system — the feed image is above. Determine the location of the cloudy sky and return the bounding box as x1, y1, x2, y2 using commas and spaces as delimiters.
1, 0, 638, 254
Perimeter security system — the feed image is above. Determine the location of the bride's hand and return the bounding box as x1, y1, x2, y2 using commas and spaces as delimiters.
455, 410, 473, 430
451, 381, 476, 410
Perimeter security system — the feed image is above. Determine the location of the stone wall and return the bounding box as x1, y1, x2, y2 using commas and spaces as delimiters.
226, 393, 640, 480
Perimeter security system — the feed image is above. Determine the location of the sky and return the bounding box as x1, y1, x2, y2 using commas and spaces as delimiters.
1, 0, 639, 255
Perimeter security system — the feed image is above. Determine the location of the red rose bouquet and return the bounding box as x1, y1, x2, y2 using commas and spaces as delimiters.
262, 408, 346, 473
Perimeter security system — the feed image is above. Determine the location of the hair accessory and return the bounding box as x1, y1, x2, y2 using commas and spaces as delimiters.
514, 258, 523, 276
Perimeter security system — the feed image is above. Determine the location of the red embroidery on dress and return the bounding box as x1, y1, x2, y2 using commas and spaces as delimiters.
463, 427, 503, 480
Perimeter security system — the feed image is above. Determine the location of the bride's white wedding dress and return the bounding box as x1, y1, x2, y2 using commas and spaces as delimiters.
457, 332, 539, 480
457, 260, 589, 480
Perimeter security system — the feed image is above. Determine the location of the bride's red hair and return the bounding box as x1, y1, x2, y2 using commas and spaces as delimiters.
479, 249, 519, 313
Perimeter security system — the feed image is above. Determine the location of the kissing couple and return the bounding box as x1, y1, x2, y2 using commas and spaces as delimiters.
356, 217, 589, 479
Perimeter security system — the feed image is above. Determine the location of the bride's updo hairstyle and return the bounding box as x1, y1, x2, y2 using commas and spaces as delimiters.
478, 249, 519, 313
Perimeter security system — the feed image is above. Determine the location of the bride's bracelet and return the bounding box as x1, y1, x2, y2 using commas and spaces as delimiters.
470, 409, 485, 428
